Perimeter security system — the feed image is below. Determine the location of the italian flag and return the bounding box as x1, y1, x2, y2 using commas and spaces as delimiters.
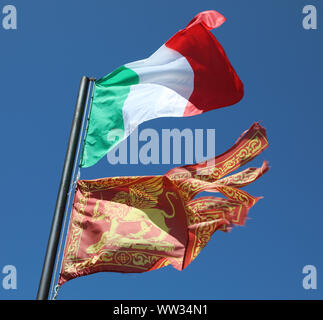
81, 10, 244, 168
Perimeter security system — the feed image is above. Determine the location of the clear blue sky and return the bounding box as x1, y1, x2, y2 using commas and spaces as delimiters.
1, 0, 322, 300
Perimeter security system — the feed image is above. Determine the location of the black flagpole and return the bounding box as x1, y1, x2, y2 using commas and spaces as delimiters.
36, 76, 91, 300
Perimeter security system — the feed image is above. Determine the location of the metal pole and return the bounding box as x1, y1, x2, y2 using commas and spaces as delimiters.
36, 76, 90, 300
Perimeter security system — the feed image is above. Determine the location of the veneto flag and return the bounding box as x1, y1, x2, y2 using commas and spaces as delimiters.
59, 123, 268, 285
81, 10, 244, 168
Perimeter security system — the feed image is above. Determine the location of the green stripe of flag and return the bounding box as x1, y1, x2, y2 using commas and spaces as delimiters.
81, 66, 139, 168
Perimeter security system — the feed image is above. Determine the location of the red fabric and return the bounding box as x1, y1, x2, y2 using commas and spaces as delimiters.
58, 123, 268, 286
186, 10, 226, 30
165, 10, 244, 116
